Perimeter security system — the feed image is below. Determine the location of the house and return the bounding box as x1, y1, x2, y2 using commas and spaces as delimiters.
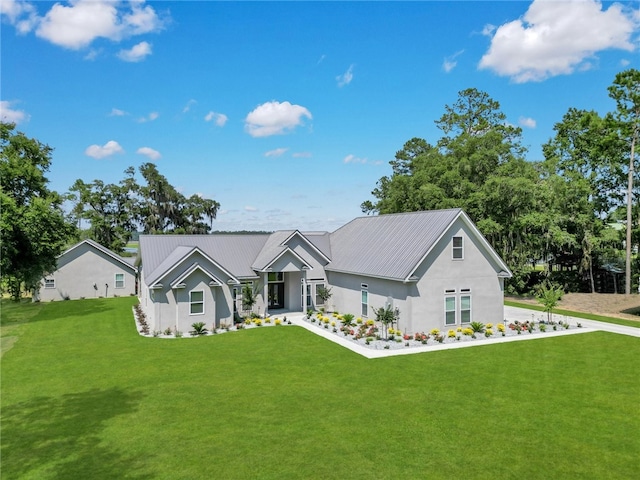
137, 209, 512, 334
37, 239, 137, 301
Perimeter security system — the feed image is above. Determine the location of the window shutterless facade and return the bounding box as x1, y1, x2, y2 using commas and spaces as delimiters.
361, 289, 368, 317
452, 236, 463, 259
444, 296, 456, 326
315, 283, 325, 305
444, 289, 471, 325
115, 273, 125, 289
189, 290, 204, 315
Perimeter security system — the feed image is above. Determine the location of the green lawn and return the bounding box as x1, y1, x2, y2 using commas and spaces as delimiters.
2, 298, 639, 479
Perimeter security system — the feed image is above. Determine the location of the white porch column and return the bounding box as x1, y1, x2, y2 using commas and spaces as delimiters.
302, 269, 308, 314
263, 272, 269, 318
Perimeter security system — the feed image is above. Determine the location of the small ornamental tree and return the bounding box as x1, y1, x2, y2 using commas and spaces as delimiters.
536, 282, 564, 323
316, 286, 333, 308
374, 305, 400, 340
241, 283, 257, 317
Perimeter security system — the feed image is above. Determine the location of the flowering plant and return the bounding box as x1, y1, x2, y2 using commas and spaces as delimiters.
447, 329, 456, 338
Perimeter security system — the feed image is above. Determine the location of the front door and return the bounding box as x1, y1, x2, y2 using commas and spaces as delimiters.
268, 283, 284, 309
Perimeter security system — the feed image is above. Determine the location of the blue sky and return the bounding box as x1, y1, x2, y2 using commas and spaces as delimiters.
2, 0, 639, 232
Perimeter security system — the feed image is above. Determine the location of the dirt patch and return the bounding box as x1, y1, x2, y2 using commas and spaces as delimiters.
507, 293, 640, 322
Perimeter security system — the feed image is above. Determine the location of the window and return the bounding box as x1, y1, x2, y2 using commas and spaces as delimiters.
268, 272, 284, 282
115, 273, 125, 289
361, 289, 368, 317
301, 283, 312, 309
460, 295, 471, 323
44, 278, 55, 289
445, 296, 456, 326
189, 290, 204, 315
452, 236, 463, 259
315, 283, 325, 305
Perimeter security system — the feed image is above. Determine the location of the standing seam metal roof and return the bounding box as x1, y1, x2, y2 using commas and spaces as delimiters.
326, 209, 463, 281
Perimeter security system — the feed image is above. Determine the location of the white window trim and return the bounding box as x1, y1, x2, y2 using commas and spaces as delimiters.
452, 236, 464, 260
444, 295, 456, 326
189, 290, 205, 316
460, 294, 472, 324
44, 278, 55, 289
361, 288, 368, 318
443, 290, 472, 326
115, 273, 125, 289
315, 283, 326, 306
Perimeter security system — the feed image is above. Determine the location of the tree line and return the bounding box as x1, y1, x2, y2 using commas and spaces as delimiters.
362, 69, 639, 295
1, 69, 638, 299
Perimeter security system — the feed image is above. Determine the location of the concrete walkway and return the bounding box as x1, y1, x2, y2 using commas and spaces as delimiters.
285, 306, 640, 359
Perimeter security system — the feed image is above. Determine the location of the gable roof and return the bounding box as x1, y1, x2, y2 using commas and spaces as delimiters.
60, 239, 137, 272
251, 230, 329, 271
140, 235, 266, 285
326, 209, 511, 282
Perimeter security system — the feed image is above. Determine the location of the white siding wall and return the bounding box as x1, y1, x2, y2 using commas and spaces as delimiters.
39, 243, 136, 301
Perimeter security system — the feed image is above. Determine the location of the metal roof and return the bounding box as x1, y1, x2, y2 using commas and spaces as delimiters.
138, 208, 511, 286
140, 234, 270, 283
326, 209, 463, 281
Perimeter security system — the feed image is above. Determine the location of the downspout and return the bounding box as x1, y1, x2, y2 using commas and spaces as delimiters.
173, 287, 179, 333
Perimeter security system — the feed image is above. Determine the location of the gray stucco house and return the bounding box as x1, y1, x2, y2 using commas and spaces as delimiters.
37, 239, 137, 301
138, 209, 512, 334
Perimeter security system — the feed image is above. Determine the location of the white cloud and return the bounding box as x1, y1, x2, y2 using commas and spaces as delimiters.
117, 41, 152, 62
2, 0, 165, 51
336, 64, 354, 87
85, 140, 124, 159
137, 111, 159, 123
265, 148, 288, 158
443, 50, 464, 73
0, 0, 38, 33
136, 146, 161, 160
109, 107, 127, 116
204, 111, 228, 127
0, 100, 29, 124
343, 154, 367, 164
244, 206, 258, 212
479, 0, 640, 83
317, 54, 327, 65
293, 152, 312, 158
182, 99, 197, 113
245, 101, 312, 138
519, 116, 537, 129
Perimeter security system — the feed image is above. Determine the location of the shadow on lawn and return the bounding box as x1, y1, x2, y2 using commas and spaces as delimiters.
1, 387, 153, 479
1, 298, 129, 328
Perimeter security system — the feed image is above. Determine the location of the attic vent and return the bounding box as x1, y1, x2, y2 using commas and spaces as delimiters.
461, 288, 471, 293
361, 283, 368, 289
445, 289, 456, 293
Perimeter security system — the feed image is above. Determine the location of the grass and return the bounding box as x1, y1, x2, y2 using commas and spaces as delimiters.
505, 299, 640, 328
2, 298, 639, 479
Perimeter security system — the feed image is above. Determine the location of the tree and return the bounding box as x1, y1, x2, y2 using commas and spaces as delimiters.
136, 162, 220, 234
70, 163, 222, 247
536, 282, 564, 323
68, 168, 137, 252
608, 69, 640, 294
362, 88, 542, 278
541, 108, 621, 292
0, 123, 76, 300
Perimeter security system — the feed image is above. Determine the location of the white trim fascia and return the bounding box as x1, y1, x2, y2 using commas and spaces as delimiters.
281, 230, 331, 263
169, 263, 223, 289
323, 266, 414, 283
60, 239, 137, 273
404, 210, 513, 282
154, 246, 240, 287
258, 247, 313, 272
